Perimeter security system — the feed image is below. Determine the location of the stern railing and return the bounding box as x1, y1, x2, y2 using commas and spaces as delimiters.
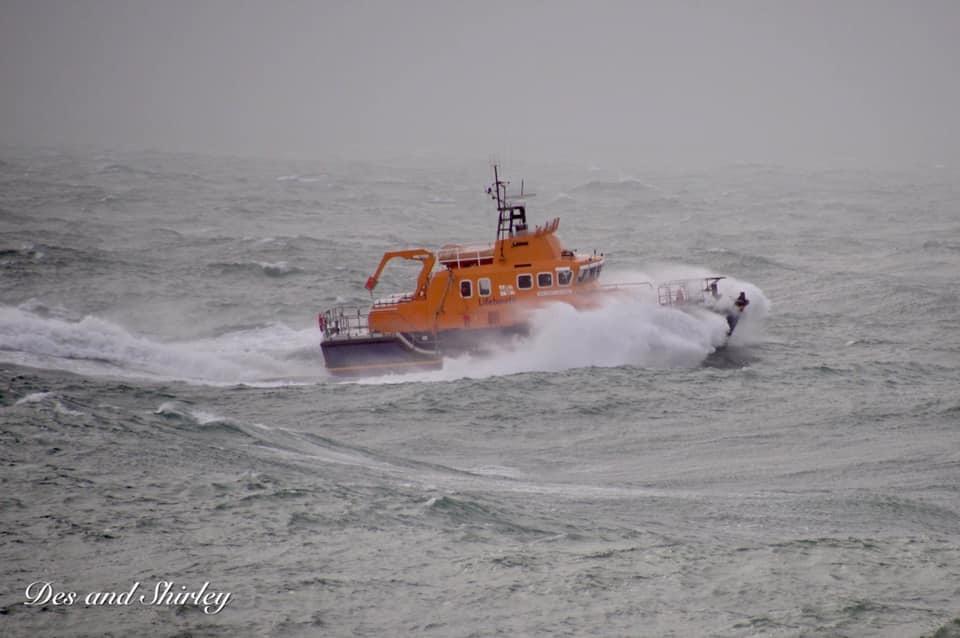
319, 307, 369, 338
657, 278, 724, 307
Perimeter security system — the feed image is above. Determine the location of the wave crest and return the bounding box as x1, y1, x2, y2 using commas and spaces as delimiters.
0, 304, 323, 385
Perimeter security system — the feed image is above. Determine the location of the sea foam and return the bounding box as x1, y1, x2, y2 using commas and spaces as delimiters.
0, 304, 323, 385
358, 264, 769, 384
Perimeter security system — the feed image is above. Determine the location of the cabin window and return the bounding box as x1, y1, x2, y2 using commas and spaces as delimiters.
460, 280, 472, 298
517, 274, 533, 290
556, 268, 572, 286
578, 265, 599, 283
478, 277, 492, 297
537, 272, 552, 288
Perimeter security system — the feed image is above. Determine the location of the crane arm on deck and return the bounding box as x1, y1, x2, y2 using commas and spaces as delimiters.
364, 249, 437, 298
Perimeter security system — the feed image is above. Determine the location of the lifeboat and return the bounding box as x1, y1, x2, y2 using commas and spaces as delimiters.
319, 165, 748, 376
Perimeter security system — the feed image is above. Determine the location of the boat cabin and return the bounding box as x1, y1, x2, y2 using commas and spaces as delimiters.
358, 165, 606, 337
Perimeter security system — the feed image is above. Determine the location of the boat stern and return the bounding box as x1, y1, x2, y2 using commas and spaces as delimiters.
319, 307, 441, 376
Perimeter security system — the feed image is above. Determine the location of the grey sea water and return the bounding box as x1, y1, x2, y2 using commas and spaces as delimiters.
1, 147, 959, 637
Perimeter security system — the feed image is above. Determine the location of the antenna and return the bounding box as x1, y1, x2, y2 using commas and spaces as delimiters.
488, 163, 529, 253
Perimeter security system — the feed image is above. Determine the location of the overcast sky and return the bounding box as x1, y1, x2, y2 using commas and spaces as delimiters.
1, 0, 958, 166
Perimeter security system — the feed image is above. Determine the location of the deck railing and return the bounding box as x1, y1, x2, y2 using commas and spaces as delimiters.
319, 304, 427, 339
657, 278, 720, 306
437, 245, 495, 269
319, 307, 369, 338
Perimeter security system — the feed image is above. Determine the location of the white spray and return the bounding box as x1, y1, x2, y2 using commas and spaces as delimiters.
0, 303, 324, 385
360, 264, 770, 384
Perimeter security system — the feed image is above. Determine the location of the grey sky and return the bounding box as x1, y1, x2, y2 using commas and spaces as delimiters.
1, 0, 958, 166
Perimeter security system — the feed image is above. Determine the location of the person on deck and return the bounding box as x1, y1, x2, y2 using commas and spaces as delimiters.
735, 292, 749, 311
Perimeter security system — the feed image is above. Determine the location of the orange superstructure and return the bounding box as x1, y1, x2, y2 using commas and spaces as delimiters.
319, 165, 742, 376
362, 218, 606, 336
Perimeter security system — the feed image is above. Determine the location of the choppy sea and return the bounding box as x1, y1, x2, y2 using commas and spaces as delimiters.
1, 147, 958, 637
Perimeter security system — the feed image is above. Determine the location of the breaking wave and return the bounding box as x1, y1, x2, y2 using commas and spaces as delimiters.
572, 177, 660, 195
0, 304, 323, 385
276, 174, 325, 183
12, 391, 86, 417
209, 260, 304, 277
